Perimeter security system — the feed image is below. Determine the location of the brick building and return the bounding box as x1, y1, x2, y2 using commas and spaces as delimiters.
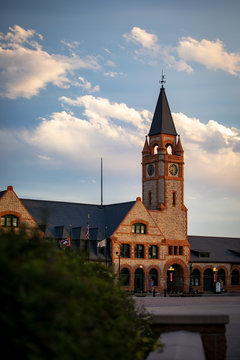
1, 83, 240, 293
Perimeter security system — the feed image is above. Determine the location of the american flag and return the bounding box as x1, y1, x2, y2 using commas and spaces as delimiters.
85, 223, 89, 240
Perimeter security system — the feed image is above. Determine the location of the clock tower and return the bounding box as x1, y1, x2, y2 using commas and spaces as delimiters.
142, 80, 185, 211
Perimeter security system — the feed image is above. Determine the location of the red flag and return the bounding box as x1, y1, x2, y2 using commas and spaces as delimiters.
85, 223, 89, 240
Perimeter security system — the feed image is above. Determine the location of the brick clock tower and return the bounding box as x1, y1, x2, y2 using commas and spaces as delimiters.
142, 80, 184, 212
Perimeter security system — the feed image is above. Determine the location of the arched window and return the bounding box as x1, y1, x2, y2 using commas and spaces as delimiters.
203, 269, 214, 291
231, 269, 239, 285
166, 144, 173, 154
132, 223, 146, 234
120, 244, 130, 258
192, 269, 200, 286
135, 244, 144, 258
1, 214, 19, 227
217, 269, 225, 285
149, 268, 158, 287
120, 268, 130, 286
152, 145, 158, 154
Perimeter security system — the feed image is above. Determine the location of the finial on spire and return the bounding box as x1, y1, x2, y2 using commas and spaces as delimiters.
160, 71, 166, 88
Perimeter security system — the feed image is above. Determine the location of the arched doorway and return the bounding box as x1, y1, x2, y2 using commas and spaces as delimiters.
204, 269, 214, 291
134, 268, 144, 293
167, 264, 184, 293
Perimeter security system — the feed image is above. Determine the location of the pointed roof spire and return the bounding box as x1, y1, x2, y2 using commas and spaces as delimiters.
148, 74, 177, 137
142, 136, 151, 154
175, 135, 184, 155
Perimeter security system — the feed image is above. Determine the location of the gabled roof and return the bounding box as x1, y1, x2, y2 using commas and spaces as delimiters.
188, 235, 240, 263
21, 198, 135, 240
149, 86, 177, 136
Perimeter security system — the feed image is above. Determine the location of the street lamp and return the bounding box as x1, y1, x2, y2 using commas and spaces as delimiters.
213, 267, 218, 293
116, 251, 121, 280
213, 267, 217, 283
189, 263, 193, 294
168, 266, 174, 293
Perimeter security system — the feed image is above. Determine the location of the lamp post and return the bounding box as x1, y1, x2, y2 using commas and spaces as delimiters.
168, 266, 174, 293
189, 263, 193, 294
213, 267, 217, 291
116, 251, 121, 280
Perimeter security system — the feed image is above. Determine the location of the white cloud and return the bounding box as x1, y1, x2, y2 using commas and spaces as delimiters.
177, 37, 240, 76
37, 154, 53, 161
61, 39, 80, 50
123, 26, 191, 70
105, 60, 116, 67
173, 112, 240, 188
123, 27, 160, 59
104, 48, 112, 55
76, 76, 100, 93
123, 26, 159, 50
0, 25, 101, 99
59, 95, 151, 132
0, 25, 43, 49
2, 91, 239, 191
123, 27, 240, 76
104, 71, 118, 78
19, 95, 151, 174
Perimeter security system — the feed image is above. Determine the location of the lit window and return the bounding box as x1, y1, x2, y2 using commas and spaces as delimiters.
192, 269, 200, 286
120, 244, 130, 258
1, 215, 19, 227
135, 244, 144, 258
132, 223, 146, 234
149, 245, 158, 259
166, 144, 173, 154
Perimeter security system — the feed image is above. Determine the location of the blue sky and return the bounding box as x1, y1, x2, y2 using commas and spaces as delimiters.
1, 0, 240, 237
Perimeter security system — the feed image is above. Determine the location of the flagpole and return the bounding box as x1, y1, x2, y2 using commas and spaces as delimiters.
101, 157, 103, 206
87, 214, 90, 262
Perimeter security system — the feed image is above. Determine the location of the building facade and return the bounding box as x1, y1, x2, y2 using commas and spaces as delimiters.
1, 83, 240, 293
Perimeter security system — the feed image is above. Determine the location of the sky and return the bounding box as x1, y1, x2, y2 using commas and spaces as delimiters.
0, 0, 240, 237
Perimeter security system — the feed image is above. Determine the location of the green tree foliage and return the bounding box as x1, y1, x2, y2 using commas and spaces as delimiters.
0, 228, 157, 360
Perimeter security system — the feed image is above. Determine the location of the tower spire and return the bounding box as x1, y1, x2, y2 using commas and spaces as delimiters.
148, 78, 177, 137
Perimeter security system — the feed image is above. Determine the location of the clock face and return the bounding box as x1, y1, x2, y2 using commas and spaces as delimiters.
169, 163, 178, 176
147, 164, 155, 177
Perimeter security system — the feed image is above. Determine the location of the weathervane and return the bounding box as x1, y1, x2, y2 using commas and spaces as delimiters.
160, 71, 166, 88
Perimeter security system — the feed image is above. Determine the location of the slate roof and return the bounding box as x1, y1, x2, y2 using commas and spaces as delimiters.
188, 235, 240, 264
149, 86, 177, 136
21, 198, 135, 261
21, 198, 135, 240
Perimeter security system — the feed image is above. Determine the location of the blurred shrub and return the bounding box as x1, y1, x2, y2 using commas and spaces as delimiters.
0, 228, 158, 360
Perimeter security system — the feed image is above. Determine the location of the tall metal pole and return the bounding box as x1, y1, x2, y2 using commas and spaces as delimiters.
87, 214, 90, 262
101, 157, 103, 206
